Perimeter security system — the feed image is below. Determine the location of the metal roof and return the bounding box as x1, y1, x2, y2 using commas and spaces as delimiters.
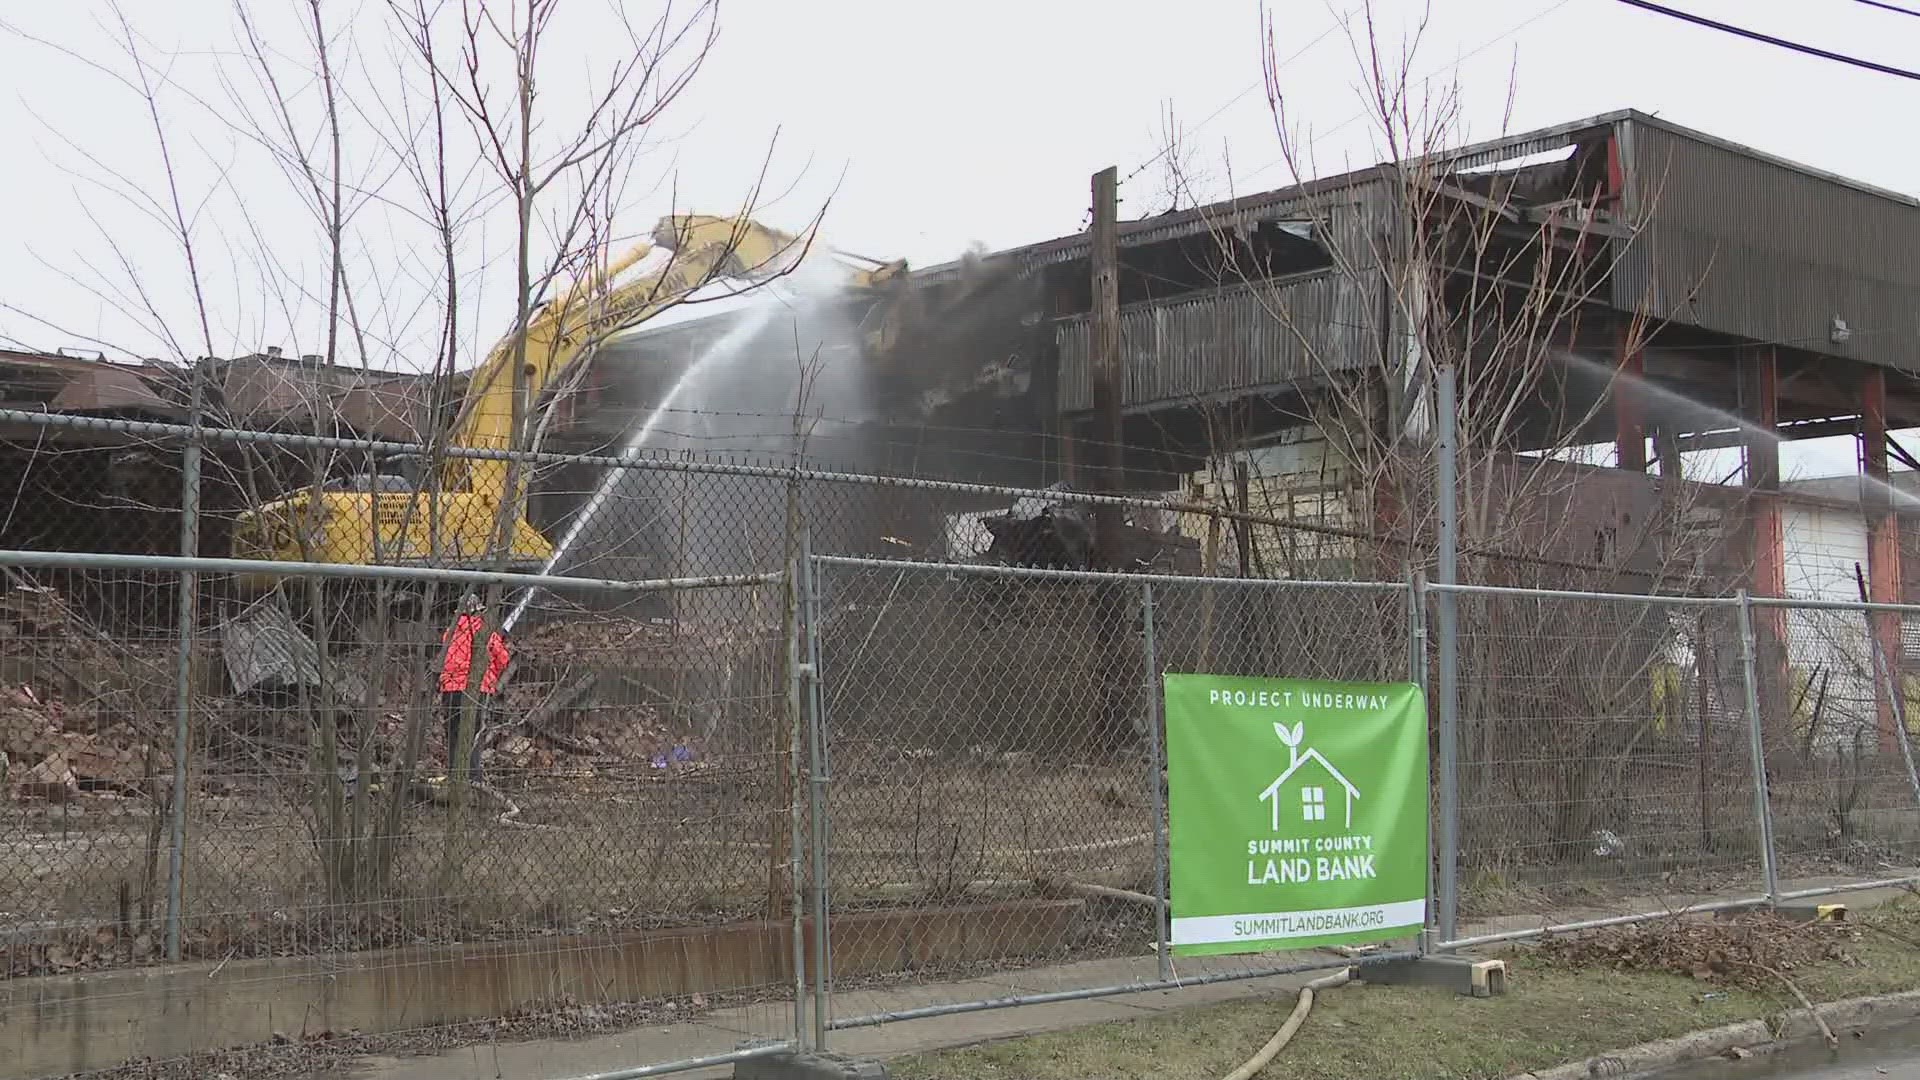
914, 109, 1920, 279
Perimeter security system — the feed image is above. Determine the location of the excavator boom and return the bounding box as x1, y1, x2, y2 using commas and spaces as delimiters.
229, 213, 903, 574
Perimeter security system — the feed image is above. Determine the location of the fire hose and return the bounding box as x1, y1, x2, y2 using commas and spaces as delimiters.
1219, 967, 1353, 1080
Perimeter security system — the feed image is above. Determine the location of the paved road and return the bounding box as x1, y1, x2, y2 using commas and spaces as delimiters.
1769, 1048, 1920, 1078
1651, 1027, 1920, 1080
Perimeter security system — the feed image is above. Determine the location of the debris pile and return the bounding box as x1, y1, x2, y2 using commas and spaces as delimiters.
0, 684, 168, 800
1533, 912, 1856, 988
468, 615, 775, 775
0, 575, 773, 800
975, 484, 1200, 572
477, 721, 697, 775
0, 584, 170, 801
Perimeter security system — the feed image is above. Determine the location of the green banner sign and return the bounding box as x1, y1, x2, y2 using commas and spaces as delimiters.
1164, 674, 1429, 956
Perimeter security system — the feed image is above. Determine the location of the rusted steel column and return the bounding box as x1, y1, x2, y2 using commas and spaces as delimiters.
1615, 321, 1648, 472
1742, 346, 1788, 738
1862, 366, 1903, 752
1744, 347, 1784, 599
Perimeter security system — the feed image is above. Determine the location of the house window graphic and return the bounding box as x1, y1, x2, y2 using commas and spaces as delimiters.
1301, 786, 1326, 821
1260, 722, 1361, 830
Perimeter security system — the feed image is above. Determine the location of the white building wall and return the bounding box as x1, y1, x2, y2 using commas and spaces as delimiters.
1781, 503, 1876, 746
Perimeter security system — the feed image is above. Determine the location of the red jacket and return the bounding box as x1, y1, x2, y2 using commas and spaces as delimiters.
440, 613, 509, 694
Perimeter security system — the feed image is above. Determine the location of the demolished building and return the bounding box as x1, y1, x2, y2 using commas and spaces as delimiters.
4, 109, 1920, 605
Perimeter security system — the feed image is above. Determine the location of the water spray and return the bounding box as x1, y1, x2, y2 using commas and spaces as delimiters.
501, 260, 869, 633
1557, 350, 1920, 507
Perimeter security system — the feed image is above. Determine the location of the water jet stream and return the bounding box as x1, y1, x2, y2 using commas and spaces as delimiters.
502, 264, 864, 631
1555, 351, 1920, 511
501, 300, 784, 632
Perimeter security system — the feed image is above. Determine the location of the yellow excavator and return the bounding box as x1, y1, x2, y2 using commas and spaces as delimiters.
227, 214, 907, 576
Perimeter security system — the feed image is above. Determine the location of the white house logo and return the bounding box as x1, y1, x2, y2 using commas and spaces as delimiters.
1258, 722, 1359, 830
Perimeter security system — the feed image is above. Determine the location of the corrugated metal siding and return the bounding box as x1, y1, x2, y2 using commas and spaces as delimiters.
1618, 119, 1920, 373
1057, 272, 1381, 412
1056, 193, 1390, 413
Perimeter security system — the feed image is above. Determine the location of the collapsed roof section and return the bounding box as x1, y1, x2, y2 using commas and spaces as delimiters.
1011, 110, 1920, 424
0, 348, 441, 445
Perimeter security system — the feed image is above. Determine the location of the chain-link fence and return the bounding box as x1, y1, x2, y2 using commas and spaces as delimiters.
1434, 585, 1920, 953
1442, 587, 1768, 935
807, 559, 1411, 1039
4, 408, 1920, 1078
0, 552, 804, 1078
1762, 596, 1920, 894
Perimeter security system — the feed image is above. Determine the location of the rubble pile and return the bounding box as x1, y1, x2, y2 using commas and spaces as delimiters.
460, 614, 760, 772
0, 585, 170, 801
478, 716, 692, 775
0, 579, 771, 799
0, 685, 169, 799
507, 615, 775, 659
481, 617, 727, 774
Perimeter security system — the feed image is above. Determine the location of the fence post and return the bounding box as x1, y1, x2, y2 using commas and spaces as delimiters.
164, 360, 206, 963
785, 555, 808, 1048
800, 530, 831, 1050
1411, 571, 1432, 952
1735, 590, 1780, 906
1140, 581, 1170, 980
1433, 363, 1461, 949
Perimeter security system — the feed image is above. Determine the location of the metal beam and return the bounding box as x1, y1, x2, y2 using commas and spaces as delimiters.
1677, 416, 1864, 453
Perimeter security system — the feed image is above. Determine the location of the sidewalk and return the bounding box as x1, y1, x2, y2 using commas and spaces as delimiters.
358, 954, 1326, 1080
347, 873, 1916, 1080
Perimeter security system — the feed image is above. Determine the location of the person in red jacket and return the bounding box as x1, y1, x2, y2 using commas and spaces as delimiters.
440, 593, 510, 777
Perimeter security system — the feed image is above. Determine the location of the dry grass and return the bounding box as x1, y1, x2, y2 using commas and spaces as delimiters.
891, 900, 1920, 1080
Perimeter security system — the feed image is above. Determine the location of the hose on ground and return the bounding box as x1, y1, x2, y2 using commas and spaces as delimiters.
1219, 968, 1353, 1080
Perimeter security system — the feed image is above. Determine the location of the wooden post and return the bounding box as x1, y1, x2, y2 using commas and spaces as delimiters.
1233, 462, 1253, 578
1090, 166, 1123, 566
1743, 347, 1783, 600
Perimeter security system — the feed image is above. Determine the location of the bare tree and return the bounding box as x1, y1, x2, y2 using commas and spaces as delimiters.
3, 0, 829, 927
1132, 4, 1753, 890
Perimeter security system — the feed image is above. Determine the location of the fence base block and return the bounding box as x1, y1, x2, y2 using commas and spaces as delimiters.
1719, 902, 1848, 924
1356, 956, 1507, 998
1776, 902, 1848, 923
735, 1051, 887, 1080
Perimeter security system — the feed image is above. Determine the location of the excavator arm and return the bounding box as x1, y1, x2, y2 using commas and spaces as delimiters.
446, 213, 846, 502
229, 213, 905, 572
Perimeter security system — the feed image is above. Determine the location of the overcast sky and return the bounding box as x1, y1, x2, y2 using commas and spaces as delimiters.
0, 0, 1915, 478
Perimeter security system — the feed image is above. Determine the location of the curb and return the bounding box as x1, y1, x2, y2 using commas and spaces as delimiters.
1505, 989, 1920, 1080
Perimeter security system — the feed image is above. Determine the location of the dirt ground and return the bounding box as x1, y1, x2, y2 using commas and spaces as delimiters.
0, 751, 1160, 976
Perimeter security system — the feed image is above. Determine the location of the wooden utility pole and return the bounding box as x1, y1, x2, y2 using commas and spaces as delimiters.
1090, 166, 1123, 565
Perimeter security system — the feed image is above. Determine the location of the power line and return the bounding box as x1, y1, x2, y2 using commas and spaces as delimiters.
1852, 0, 1920, 19
1613, 0, 1920, 81
1119, 7, 1359, 190
1239, 0, 1575, 186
